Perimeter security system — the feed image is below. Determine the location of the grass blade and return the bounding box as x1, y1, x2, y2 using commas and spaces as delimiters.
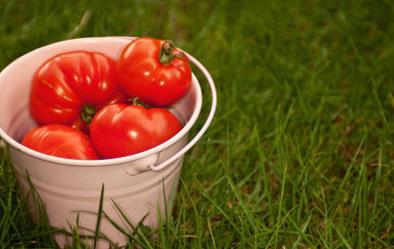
93, 184, 105, 249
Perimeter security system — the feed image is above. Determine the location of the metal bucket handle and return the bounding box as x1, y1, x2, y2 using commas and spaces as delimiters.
148, 53, 217, 172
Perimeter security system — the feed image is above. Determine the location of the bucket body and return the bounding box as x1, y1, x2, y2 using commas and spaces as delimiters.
0, 37, 203, 248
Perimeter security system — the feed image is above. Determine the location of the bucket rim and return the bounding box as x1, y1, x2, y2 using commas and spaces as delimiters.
0, 37, 203, 167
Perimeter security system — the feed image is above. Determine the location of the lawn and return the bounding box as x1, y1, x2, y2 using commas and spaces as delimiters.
0, 0, 393, 248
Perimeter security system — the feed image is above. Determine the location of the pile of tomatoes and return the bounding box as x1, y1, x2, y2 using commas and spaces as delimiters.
22, 37, 192, 160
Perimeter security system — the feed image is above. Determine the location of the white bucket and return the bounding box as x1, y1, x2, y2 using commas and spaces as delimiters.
0, 37, 217, 248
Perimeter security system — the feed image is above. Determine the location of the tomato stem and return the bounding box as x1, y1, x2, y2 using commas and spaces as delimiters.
159, 40, 184, 65
131, 97, 152, 108
131, 97, 149, 108
81, 104, 97, 124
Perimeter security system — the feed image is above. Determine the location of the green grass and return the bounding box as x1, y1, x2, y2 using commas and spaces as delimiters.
1, 0, 394, 248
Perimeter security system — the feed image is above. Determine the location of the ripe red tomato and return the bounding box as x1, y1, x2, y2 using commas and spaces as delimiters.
90, 103, 182, 159
30, 51, 124, 130
117, 37, 192, 107
22, 124, 98, 160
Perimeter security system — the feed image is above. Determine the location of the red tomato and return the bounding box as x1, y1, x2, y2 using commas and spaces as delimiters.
22, 124, 98, 160
117, 37, 192, 107
90, 103, 182, 159
30, 51, 123, 130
